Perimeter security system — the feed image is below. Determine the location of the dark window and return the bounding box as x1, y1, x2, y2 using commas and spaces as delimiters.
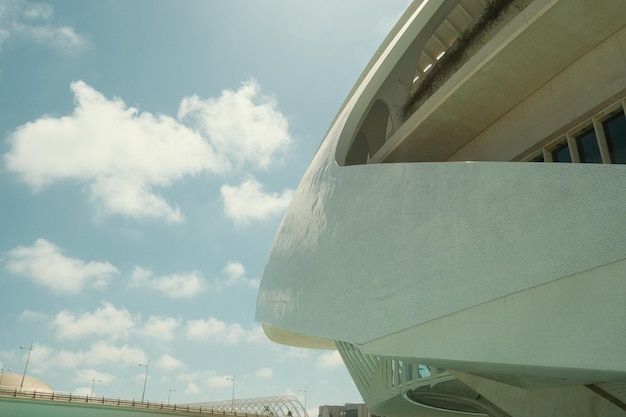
530, 154, 544, 162
604, 111, 626, 164
576, 129, 602, 163
551, 142, 571, 162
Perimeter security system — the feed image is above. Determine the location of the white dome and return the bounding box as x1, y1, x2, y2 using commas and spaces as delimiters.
0, 373, 53, 392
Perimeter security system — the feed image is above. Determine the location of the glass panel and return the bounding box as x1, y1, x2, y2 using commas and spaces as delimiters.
551, 142, 571, 162
604, 111, 626, 164
576, 129, 602, 163
406, 363, 413, 381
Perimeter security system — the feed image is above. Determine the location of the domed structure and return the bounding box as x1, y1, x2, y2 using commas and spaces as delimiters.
0, 372, 53, 392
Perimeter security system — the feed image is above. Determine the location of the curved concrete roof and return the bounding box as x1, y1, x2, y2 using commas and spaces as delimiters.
0, 373, 53, 392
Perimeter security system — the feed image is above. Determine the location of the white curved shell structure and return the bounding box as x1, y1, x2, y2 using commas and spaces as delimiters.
257, 0, 626, 416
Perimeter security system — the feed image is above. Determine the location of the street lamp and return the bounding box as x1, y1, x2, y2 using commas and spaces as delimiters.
19, 342, 34, 390
138, 360, 150, 403
91, 377, 101, 396
168, 386, 176, 404
0, 367, 11, 386
226, 375, 235, 412
299, 386, 307, 411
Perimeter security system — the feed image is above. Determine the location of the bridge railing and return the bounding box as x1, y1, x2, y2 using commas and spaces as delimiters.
0, 387, 269, 416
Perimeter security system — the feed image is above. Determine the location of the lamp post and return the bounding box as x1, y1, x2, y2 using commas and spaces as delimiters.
168, 386, 176, 404
19, 342, 34, 390
299, 386, 307, 411
91, 377, 101, 396
226, 375, 235, 412
138, 360, 150, 403
0, 367, 11, 386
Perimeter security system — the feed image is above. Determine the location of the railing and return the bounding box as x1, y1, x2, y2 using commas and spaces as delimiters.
0, 387, 270, 416
336, 341, 457, 408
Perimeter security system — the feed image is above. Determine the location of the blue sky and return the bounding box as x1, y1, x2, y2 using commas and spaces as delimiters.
0, 0, 409, 411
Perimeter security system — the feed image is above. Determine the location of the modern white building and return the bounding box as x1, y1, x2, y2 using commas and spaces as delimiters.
256, 0, 626, 416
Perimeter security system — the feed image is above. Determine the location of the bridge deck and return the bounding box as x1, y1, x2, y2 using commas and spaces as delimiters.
0, 388, 263, 417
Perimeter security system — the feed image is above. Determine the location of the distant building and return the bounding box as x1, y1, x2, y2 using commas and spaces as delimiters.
318, 403, 372, 417
257, 0, 626, 416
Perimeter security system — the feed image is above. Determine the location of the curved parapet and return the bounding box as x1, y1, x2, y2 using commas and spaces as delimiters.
257, 156, 626, 356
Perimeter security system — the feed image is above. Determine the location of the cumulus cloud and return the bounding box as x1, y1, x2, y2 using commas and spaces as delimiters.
51, 342, 146, 369
19, 310, 48, 321
245, 324, 273, 346
179, 371, 233, 392
52, 302, 137, 341
223, 261, 245, 282
0, 0, 87, 51
284, 347, 313, 360
255, 367, 273, 378
221, 177, 294, 226
71, 368, 115, 385
220, 261, 259, 289
5, 239, 118, 293
185, 317, 249, 344
130, 267, 206, 298
4, 81, 225, 223
317, 351, 344, 370
185, 382, 200, 394
156, 354, 185, 372
4, 79, 294, 226
206, 374, 234, 389
139, 316, 182, 342
179, 79, 291, 170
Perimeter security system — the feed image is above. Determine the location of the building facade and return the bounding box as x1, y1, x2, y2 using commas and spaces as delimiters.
256, 0, 626, 416
319, 403, 371, 417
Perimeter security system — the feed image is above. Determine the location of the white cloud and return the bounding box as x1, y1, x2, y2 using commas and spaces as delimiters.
156, 354, 185, 372
317, 350, 344, 370
0, 0, 87, 51
255, 367, 273, 379
179, 79, 292, 170
52, 302, 137, 341
206, 374, 234, 389
245, 324, 273, 346
220, 261, 259, 289
4, 81, 225, 223
221, 177, 294, 226
51, 342, 145, 369
4, 78, 294, 226
5, 239, 118, 293
21, 2, 52, 19
185, 317, 247, 344
139, 316, 181, 342
19, 310, 48, 321
178, 370, 231, 391
23, 343, 53, 375
130, 267, 206, 298
185, 382, 200, 394
71, 368, 115, 385
223, 261, 245, 282
284, 347, 313, 360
